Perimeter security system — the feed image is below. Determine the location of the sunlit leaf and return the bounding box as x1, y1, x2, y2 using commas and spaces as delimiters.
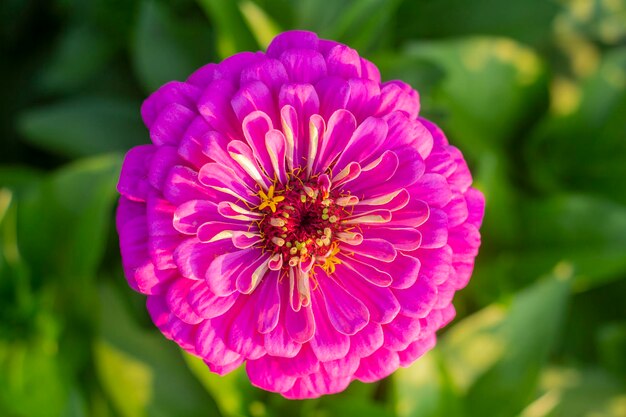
394, 352, 461, 417
525, 366, 626, 417
455, 270, 572, 417
525, 48, 626, 206
95, 284, 222, 417
184, 352, 263, 417
197, 0, 259, 58
402, 37, 548, 158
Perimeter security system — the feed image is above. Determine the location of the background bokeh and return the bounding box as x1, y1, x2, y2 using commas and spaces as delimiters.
1, 0, 626, 416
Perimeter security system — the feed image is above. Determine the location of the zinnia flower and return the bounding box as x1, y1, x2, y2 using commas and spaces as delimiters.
116, 30, 484, 399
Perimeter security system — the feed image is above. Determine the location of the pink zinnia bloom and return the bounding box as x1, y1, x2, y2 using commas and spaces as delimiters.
116, 30, 484, 399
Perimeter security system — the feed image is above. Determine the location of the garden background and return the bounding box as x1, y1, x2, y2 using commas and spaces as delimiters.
1, 0, 625, 416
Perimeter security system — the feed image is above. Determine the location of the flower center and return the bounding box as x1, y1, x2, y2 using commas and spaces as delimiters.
257, 173, 352, 272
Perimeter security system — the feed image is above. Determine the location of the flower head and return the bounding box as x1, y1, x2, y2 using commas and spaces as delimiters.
116, 30, 485, 399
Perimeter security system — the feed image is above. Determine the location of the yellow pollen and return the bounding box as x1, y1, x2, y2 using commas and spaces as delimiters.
258, 185, 285, 213
321, 243, 342, 274
270, 217, 285, 227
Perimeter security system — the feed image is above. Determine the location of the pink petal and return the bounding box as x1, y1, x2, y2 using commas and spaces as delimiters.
240, 58, 289, 92
235, 252, 270, 293
354, 347, 399, 383
376, 81, 419, 119
174, 238, 234, 281
445, 194, 469, 228
341, 238, 397, 262
410, 246, 452, 285
231, 81, 278, 126
447, 146, 473, 192
333, 116, 388, 173
337, 256, 393, 287
206, 356, 244, 376
285, 302, 316, 343
419, 208, 448, 249
345, 78, 381, 123
187, 280, 239, 319
206, 248, 264, 296
172, 199, 218, 234
385, 112, 433, 157
360, 58, 381, 82
219, 295, 267, 359
319, 272, 369, 335
148, 146, 182, 191
465, 188, 486, 228
246, 356, 297, 393
241, 110, 275, 174
349, 322, 384, 358
141, 81, 200, 128
309, 290, 350, 361
117, 145, 155, 202
267, 30, 319, 57
264, 293, 302, 357
337, 263, 400, 324
165, 279, 204, 324
322, 352, 360, 378
412, 173, 453, 208
149, 103, 196, 146
163, 166, 216, 205
177, 118, 211, 169
265, 129, 288, 184
363, 227, 422, 251
195, 319, 243, 365
393, 278, 438, 318
383, 313, 422, 351
315, 76, 350, 120
315, 109, 356, 172
280, 49, 327, 84
197, 221, 250, 243
254, 271, 281, 334
197, 79, 240, 137
325, 44, 361, 78
387, 253, 421, 289
344, 150, 398, 194
397, 335, 436, 367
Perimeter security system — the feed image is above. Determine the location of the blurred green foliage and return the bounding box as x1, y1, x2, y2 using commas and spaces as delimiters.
1, 0, 625, 416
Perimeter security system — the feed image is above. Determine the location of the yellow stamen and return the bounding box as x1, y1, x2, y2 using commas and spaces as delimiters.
258, 184, 285, 213
320, 243, 342, 274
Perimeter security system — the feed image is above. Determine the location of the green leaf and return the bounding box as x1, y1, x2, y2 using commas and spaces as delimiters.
525, 48, 626, 206
597, 322, 626, 383
0, 340, 69, 417
402, 37, 549, 158
519, 194, 626, 292
95, 284, 222, 417
445, 269, 572, 417
394, 352, 461, 417
37, 25, 117, 94
133, 0, 213, 92
18, 97, 145, 158
184, 352, 262, 417
394, 0, 559, 48
238, 0, 282, 49
197, 0, 259, 58
17, 154, 122, 281
295, 0, 403, 52
523, 366, 626, 417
